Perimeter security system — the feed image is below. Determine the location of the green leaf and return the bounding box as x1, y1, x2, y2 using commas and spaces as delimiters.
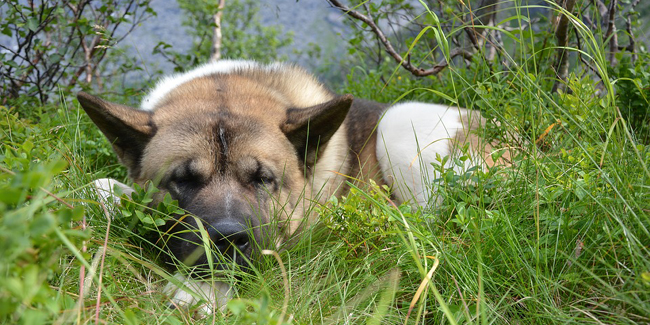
154, 217, 166, 227
642, 272, 650, 285
2, 26, 12, 37
26, 17, 39, 32
135, 210, 147, 222
141, 215, 154, 224
49, 54, 61, 63
0, 188, 23, 205
23, 140, 34, 153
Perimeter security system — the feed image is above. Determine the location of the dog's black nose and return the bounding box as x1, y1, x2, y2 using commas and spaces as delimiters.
206, 221, 250, 255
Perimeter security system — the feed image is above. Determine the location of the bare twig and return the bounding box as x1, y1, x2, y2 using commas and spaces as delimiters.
326, 0, 472, 77
591, 0, 608, 19
364, 2, 382, 69
604, 0, 618, 65
625, 16, 637, 64
211, 0, 226, 61
2, 0, 154, 101
575, 28, 603, 81
474, 0, 500, 60
94, 202, 112, 325
552, 0, 578, 93
582, 14, 597, 31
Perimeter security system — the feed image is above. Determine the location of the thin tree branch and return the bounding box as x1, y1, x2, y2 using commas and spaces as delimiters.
626, 3, 638, 64
326, 0, 472, 77
604, 0, 618, 64
575, 26, 603, 81
475, 0, 499, 45
591, 0, 608, 19
552, 0, 577, 93
2, 0, 154, 101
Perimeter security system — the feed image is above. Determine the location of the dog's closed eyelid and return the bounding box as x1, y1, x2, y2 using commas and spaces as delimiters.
168, 162, 203, 186
254, 172, 274, 186
251, 162, 276, 188
254, 165, 273, 181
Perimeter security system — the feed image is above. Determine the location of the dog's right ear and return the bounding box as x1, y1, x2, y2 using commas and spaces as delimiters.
77, 91, 156, 177
281, 94, 353, 167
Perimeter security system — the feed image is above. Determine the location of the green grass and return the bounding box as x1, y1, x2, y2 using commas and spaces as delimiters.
1, 1, 650, 324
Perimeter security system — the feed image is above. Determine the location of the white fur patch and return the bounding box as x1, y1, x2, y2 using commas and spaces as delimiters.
93, 178, 135, 206
376, 102, 469, 206
141, 60, 289, 111
163, 272, 233, 314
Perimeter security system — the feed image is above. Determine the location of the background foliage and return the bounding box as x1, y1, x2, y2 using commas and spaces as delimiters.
0, 0, 155, 108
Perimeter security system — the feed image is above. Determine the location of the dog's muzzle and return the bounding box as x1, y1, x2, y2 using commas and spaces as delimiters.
207, 220, 251, 257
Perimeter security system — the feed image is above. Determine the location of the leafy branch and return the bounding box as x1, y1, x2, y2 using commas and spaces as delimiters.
326, 0, 473, 77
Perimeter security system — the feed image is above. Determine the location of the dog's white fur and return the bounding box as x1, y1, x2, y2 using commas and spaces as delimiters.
376, 102, 479, 206
162, 273, 232, 314
141, 60, 259, 111
141, 60, 331, 111
93, 178, 135, 206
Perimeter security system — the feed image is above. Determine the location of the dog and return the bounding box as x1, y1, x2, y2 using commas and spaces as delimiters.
78, 60, 511, 314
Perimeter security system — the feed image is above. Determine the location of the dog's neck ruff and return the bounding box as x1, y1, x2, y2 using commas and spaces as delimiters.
140, 60, 288, 111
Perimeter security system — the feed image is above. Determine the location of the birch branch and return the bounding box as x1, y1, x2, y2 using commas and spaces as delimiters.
211, 0, 226, 61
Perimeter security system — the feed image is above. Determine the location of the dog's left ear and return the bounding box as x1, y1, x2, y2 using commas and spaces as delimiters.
77, 91, 155, 177
281, 94, 353, 166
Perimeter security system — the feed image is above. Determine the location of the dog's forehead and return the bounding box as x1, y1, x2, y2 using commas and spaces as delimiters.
150, 111, 273, 152
149, 75, 290, 125
141, 109, 294, 177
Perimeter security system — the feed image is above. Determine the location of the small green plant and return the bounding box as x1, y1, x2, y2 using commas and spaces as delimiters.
611, 54, 650, 144
427, 144, 510, 229
226, 296, 292, 325
116, 182, 184, 237
319, 180, 396, 251
0, 110, 88, 324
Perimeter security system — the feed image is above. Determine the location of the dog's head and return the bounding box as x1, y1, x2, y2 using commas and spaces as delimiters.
78, 65, 352, 272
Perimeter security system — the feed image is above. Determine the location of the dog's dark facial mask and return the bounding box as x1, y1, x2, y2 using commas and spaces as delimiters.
76, 91, 352, 275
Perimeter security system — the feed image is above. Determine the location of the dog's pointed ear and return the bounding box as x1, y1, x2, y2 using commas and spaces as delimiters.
77, 91, 156, 176
281, 94, 353, 166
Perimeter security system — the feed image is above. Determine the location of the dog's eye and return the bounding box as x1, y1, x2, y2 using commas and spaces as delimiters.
170, 173, 194, 187
252, 167, 275, 189
168, 165, 201, 189
254, 175, 274, 186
